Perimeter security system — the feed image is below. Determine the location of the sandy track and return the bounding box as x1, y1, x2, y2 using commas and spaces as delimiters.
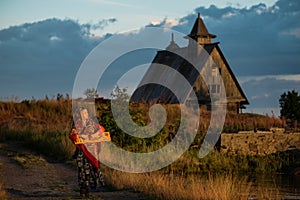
0, 142, 151, 200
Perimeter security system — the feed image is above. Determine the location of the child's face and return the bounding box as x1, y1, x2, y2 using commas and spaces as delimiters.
80, 109, 89, 121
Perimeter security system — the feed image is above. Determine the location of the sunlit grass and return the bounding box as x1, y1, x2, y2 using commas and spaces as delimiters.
0, 98, 289, 199
0, 162, 7, 200
103, 168, 253, 200
0, 99, 291, 172
0, 182, 6, 200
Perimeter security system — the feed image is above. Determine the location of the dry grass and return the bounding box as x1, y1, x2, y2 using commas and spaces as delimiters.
104, 168, 252, 200
0, 99, 286, 200
0, 162, 6, 200
0, 99, 284, 137
0, 182, 6, 200
103, 168, 283, 200
0, 99, 72, 134
0, 183, 6, 200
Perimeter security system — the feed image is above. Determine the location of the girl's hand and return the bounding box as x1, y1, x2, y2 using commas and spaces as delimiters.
80, 135, 89, 140
86, 126, 94, 134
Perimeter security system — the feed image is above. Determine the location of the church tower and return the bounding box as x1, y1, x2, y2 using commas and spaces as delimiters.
185, 13, 216, 45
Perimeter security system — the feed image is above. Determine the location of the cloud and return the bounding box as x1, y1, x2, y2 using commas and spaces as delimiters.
91, 18, 117, 30
148, 18, 180, 29
1, 0, 300, 107
0, 18, 110, 99
151, 0, 300, 77
241, 77, 300, 115
81, 18, 117, 32
145, 0, 300, 114
282, 28, 300, 38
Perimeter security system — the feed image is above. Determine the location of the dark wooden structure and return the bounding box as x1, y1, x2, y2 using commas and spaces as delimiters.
131, 13, 249, 113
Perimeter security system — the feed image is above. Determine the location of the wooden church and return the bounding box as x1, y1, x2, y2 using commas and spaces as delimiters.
131, 13, 249, 114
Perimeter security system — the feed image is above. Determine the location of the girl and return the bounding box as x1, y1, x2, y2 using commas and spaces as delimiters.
69, 107, 105, 198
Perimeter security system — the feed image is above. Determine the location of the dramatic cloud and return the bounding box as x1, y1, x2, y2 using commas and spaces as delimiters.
150, 0, 300, 76
0, 18, 115, 99
145, 0, 300, 114
82, 18, 117, 32
0, 0, 299, 115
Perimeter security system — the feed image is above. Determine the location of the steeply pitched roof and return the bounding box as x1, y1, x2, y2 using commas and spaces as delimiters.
214, 44, 249, 105
131, 44, 216, 104
187, 13, 216, 39
131, 43, 249, 105
166, 33, 180, 51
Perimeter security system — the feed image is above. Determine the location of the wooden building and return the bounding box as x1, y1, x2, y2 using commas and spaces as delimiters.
131, 13, 249, 113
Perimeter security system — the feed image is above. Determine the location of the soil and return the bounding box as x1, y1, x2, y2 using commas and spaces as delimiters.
0, 142, 151, 200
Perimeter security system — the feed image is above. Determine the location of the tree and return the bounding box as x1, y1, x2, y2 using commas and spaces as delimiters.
110, 85, 129, 102
279, 90, 300, 122
56, 93, 64, 101
84, 88, 99, 99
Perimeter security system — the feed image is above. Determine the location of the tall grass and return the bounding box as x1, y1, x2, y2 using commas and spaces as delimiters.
0, 99, 283, 137
0, 99, 74, 160
0, 161, 6, 200
0, 98, 288, 199
102, 167, 285, 200
103, 166, 282, 200
0, 182, 6, 200
1, 130, 74, 161
0, 99, 291, 170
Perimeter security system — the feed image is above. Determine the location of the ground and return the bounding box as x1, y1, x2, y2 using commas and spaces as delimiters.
0, 142, 151, 200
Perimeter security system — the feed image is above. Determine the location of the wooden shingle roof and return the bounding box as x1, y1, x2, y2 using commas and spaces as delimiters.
131, 44, 215, 104
186, 13, 216, 40
131, 43, 249, 105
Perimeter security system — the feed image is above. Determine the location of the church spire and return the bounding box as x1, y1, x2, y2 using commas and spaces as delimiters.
166, 32, 179, 51
186, 12, 216, 45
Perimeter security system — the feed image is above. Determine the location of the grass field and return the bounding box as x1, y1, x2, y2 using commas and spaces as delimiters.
0, 98, 289, 199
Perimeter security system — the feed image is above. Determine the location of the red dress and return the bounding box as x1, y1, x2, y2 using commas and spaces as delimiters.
69, 118, 105, 191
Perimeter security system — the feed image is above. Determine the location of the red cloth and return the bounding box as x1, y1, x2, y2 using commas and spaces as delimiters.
69, 120, 105, 170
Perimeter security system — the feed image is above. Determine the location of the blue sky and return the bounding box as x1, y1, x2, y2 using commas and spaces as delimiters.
0, 0, 299, 116
0, 0, 278, 34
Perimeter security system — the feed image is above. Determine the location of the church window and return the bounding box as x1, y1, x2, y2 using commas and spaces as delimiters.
210, 84, 220, 93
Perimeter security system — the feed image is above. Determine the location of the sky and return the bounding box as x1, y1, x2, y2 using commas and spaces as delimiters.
0, 0, 299, 116
0, 0, 278, 34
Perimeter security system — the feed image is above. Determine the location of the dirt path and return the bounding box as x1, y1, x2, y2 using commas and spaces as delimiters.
0, 142, 151, 200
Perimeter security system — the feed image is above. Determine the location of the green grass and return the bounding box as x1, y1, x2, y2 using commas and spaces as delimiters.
0, 99, 293, 173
